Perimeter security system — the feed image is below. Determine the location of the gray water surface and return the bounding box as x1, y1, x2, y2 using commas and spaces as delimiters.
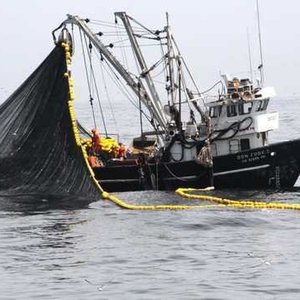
1, 97, 300, 299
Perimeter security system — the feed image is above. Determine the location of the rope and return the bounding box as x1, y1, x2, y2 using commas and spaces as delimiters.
99, 60, 119, 132
102, 191, 217, 210
100, 187, 300, 211
79, 29, 97, 129
94, 50, 154, 127
83, 35, 108, 136
176, 188, 300, 211
201, 80, 225, 95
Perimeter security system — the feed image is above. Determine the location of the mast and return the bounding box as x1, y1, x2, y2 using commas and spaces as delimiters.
256, 0, 265, 86
247, 28, 254, 83
62, 14, 168, 131
114, 12, 168, 128
165, 13, 176, 108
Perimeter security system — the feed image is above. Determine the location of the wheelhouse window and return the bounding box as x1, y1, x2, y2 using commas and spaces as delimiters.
229, 139, 239, 153
229, 138, 250, 153
240, 138, 250, 151
227, 105, 237, 117
238, 102, 253, 115
209, 106, 222, 118
256, 99, 269, 112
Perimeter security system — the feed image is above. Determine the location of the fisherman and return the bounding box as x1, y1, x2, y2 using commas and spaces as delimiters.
111, 144, 120, 159
126, 148, 131, 158
118, 143, 126, 160
91, 128, 102, 153
232, 77, 240, 90
87, 155, 103, 168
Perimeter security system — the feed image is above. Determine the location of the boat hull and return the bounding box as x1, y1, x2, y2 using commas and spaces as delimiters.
93, 139, 300, 192
213, 139, 300, 189
93, 159, 212, 192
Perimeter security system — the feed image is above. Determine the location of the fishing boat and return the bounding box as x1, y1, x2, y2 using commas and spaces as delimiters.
52, 13, 300, 192
1, 12, 299, 197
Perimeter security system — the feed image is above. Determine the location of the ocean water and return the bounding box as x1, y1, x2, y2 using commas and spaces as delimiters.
1, 96, 300, 299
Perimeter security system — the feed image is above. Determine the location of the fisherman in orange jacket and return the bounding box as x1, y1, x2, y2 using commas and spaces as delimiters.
118, 143, 126, 159
91, 128, 101, 153
87, 155, 103, 168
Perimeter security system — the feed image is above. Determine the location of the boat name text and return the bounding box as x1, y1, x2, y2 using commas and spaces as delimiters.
236, 149, 270, 163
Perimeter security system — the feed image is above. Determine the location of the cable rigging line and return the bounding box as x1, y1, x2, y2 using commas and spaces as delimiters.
170, 35, 206, 112
94, 50, 139, 109
79, 28, 97, 129
98, 58, 119, 133
95, 49, 154, 128
89, 19, 146, 33
115, 20, 130, 71
83, 34, 108, 136
101, 54, 161, 135
83, 19, 164, 137
126, 14, 158, 37
200, 80, 224, 95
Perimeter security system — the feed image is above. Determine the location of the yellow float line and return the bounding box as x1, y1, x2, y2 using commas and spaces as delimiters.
62, 42, 105, 196
101, 191, 219, 210
176, 188, 300, 211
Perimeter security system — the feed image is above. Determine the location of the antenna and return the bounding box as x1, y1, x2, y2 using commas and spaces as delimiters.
256, 0, 265, 86
247, 28, 254, 83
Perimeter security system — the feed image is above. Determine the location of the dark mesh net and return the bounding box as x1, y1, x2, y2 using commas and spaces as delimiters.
0, 45, 100, 202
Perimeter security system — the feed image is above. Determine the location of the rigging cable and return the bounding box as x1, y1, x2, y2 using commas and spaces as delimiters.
79, 28, 97, 129
128, 27, 163, 134
83, 34, 108, 136
95, 50, 162, 136
115, 19, 130, 70
88, 40, 95, 126
126, 14, 158, 36
171, 35, 204, 98
138, 80, 144, 137
179, 63, 194, 113
95, 50, 144, 113
201, 80, 225, 95
159, 38, 168, 83
90, 18, 145, 33
98, 58, 119, 133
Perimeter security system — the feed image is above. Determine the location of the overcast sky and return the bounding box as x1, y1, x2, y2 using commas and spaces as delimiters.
0, 0, 299, 101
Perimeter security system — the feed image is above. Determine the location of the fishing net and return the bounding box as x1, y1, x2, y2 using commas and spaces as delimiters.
0, 45, 100, 202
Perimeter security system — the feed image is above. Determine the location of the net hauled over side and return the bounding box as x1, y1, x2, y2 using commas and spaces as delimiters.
0, 44, 101, 201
